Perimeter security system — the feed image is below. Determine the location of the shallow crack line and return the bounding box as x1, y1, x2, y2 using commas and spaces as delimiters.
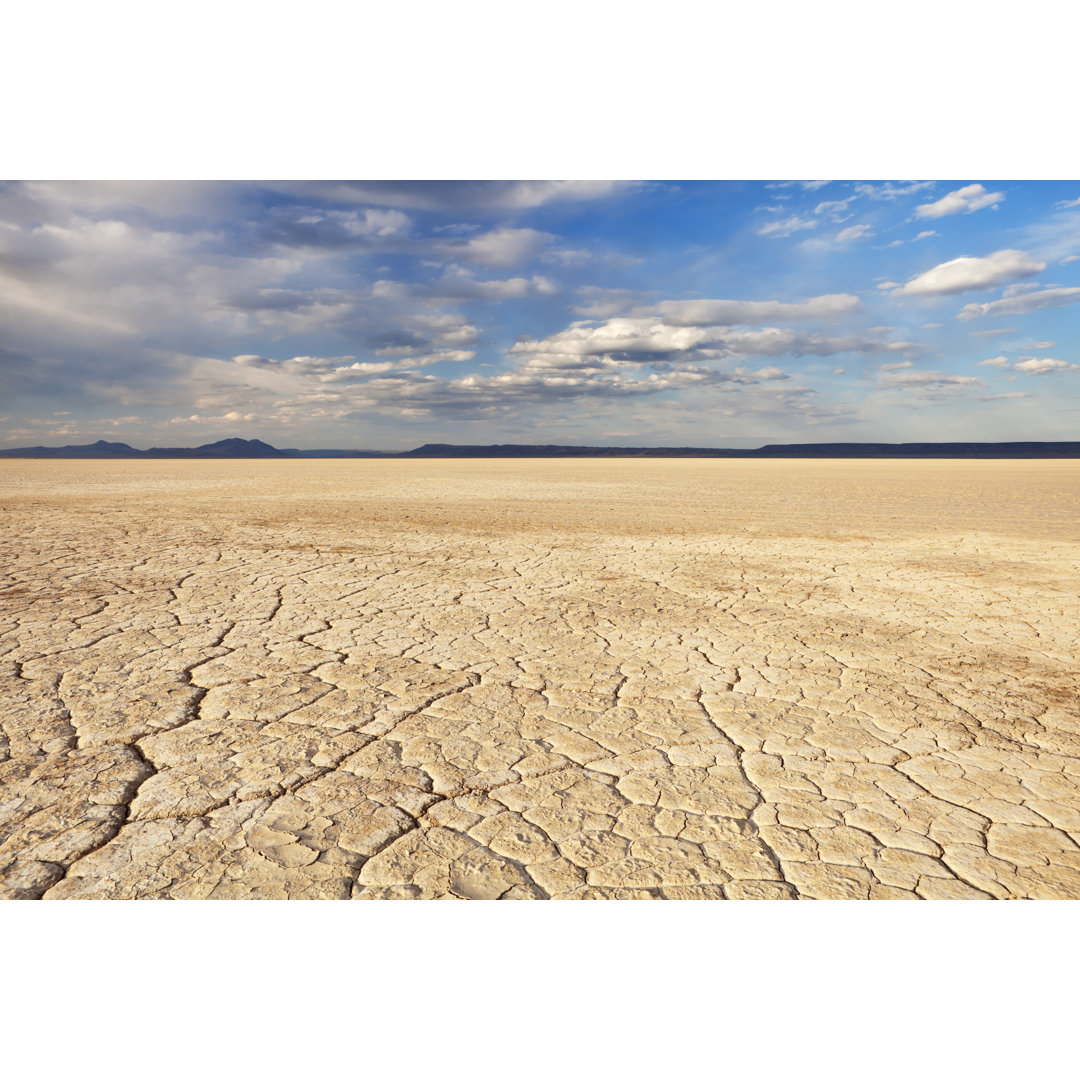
39, 739, 159, 898
696, 699, 797, 895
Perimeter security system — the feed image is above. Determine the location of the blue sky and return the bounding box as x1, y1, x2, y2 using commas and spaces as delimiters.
2, 179, 1079, 449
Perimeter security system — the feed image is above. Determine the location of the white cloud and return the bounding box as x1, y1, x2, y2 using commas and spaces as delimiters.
915, 230, 937, 240
767, 181, 831, 191
1055, 196, 1080, 210
1002, 281, 1044, 298
814, 197, 855, 222
1013, 357, 1079, 375
833, 367, 845, 375
509, 315, 916, 366
655, 293, 860, 326
757, 215, 818, 238
541, 248, 643, 268
876, 281, 900, 290
371, 273, 557, 302
979, 392, 1032, 400
854, 181, 935, 201
268, 181, 641, 212
1062, 255, 1080, 264
921, 322, 943, 328
895, 249, 1044, 296
434, 226, 554, 267
976, 356, 1011, 367
880, 370, 983, 388
573, 286, 649, 318
958, 285, 1080, 319
915, 184, 1004, 219
836, 224, 873, 243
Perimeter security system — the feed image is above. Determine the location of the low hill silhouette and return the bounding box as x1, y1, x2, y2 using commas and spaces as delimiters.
3, 438, 1080, 459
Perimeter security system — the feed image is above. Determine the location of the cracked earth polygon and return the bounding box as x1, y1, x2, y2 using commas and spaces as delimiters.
2, 459, 1078, 899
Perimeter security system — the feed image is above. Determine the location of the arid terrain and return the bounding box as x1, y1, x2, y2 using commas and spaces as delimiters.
1, 458, 1078, 899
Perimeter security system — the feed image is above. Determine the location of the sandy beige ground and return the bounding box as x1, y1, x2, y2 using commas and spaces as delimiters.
1, 458, 1078, 899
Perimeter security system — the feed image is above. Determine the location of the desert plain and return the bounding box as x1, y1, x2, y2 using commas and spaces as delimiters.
1, 457, 1078, 900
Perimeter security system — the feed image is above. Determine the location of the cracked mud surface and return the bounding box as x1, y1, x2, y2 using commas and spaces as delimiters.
2, 458, 1079, 899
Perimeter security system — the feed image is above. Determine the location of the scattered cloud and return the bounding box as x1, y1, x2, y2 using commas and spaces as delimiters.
915, 184, 1004, 219
915, 230, 937, 240
757, 215, 818, 238
654, 294, 860, 326
432, 226, 554, 267
767, 181, 831, 191
835, 224, 873, 243
958, 285, 1080, 320
894, 249, 1044, 296
879, 370, 983, 388
976, 356, 1011, 367
853, 181, 935, 201
1062, 255, 1080, 264
265, 181, 643, 213
371, 273, 557, 303
1013, 356, 1079, 375
814, 197, 855, 222
1055, 196, 1080, 210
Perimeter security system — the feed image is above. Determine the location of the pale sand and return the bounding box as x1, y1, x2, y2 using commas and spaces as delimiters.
1, 458, 1078, 899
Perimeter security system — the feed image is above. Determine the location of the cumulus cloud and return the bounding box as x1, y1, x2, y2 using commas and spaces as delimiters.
894, 249, 1045, 296
915, 184, 1004, 219
508, 313, 917, 367
957, 285, 1080, 319
976, 356, 1011, 367
1013, 357, 1079, 375
915, 230, 937, 240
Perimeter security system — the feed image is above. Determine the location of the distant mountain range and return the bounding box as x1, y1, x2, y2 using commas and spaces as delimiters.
3, 437, 1080, 459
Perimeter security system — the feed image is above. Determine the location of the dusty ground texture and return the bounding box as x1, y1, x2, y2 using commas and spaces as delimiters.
2, 458, 1078, 900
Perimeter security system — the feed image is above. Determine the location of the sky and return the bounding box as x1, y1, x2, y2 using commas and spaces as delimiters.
2, 179, 1079, 450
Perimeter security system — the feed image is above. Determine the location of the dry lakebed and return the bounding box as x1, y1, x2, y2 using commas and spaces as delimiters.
1, 458, 1078, 900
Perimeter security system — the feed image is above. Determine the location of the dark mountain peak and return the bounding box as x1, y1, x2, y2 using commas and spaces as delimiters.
195, 438, 285, 456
